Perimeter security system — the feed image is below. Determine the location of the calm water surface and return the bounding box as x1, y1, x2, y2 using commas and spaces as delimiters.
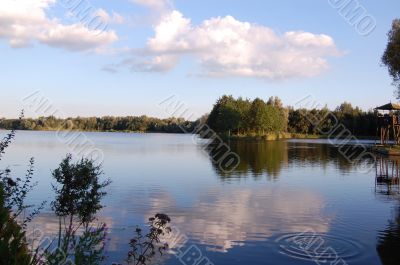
1, 130, 400, 265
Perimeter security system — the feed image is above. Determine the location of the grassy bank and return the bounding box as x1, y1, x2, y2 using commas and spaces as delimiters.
227, 132, 378, 141
228, 132, 324, 141
371, 145, 400, 156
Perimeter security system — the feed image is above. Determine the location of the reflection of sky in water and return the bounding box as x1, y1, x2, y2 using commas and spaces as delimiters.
140, 187, 330, 252
0, 130, 397, 265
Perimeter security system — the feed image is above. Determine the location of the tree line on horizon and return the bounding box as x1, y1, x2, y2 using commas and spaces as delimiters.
0, 96, 378, 137
0, 115, 197, 134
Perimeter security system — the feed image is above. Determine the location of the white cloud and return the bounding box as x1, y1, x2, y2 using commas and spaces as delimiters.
38, 23, 118, 52
95, 9, 125, 24
0, 0, 118, 51
131, 0, 173, 11
148, 10, 192, 52
123, 10, 340, 79
122, 55, 178, 72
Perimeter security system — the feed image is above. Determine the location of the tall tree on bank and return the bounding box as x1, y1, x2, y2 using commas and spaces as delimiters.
382, 19, 400, 98
267, 96, 289, 132
207, 95, 242, 133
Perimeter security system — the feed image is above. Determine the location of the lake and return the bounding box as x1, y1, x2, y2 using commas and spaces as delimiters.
1, 130, 399, 265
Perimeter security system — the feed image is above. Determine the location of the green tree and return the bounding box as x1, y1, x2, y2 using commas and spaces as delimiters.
248, 98, 269, 134
288, 109, 312, 134
382, 19, 400, 97
51, 155, 111, 226
234, 97, 252, 133
48, 154, 111, 264
207, 95, 241, 133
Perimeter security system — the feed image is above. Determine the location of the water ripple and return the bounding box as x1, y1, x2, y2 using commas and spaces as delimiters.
275, 233, 364, 263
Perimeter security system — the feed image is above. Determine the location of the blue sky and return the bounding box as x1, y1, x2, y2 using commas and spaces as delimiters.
0, 0, 399, 119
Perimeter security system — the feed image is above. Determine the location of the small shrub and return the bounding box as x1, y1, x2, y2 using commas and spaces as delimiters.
47, 154, 111, 264
125, 213, 171, 265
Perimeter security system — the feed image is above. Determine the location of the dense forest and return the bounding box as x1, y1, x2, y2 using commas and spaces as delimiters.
206, 95, 378, 137
287, 102, 377, 136
0, 96, 378, 137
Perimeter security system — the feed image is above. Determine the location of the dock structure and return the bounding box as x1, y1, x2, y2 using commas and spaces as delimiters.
375, 103, 400, 145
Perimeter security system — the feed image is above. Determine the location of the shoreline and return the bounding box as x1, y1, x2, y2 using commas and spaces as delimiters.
0, 128, 185, 134
0, 129, 378, 142
370, 145, 400, 156
226, 132, 377, 141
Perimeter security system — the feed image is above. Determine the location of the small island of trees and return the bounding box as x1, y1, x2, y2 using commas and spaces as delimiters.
206, 95, 377, 138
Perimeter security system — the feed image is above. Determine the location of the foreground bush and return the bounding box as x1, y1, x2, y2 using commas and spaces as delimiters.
0, 126, 171, 265
0, 183, 32, 265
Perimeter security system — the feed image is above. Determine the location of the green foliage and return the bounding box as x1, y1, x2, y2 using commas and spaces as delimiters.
382, 19, 400, 97
0, 122, 34, 265
207, 95, 245, 133
0, 129, 15, 160
288, 102, 377, 136
47, 155, 111, 264
207, 95, 377, 137
207, 95, 287, 135
73, 224, 107, 265
288, 109, 312, 134
0, 184, 32, 265
0, 116, 197, 134
247, 99, 286, 133
44, 223, 108, 265
267, 97, 289, 132
248, 98, 268, 132
1, 158, 45, 227
51, 154, 111, 225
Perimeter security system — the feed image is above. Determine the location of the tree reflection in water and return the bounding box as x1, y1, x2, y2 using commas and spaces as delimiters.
207, 139, 372, 181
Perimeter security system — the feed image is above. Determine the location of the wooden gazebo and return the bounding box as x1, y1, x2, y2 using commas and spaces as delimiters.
375, 103, 400, 145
